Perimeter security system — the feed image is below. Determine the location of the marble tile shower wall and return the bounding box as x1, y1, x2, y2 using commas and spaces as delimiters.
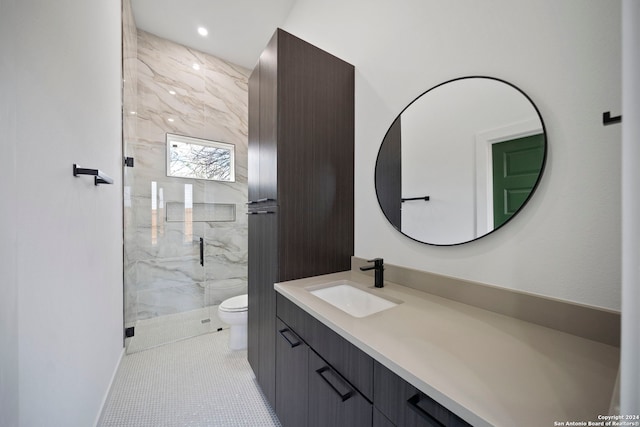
123, 29, 250, 324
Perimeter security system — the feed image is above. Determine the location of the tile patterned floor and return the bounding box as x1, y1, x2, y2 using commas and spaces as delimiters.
99, 330, 281, 427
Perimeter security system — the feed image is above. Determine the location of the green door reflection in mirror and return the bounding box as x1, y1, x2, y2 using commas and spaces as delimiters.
492, 133, 545, 229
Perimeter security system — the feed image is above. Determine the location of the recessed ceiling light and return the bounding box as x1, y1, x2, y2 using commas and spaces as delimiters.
129, 111, 137, 115
169, 90, 176, 95
167, 118, 175, 122
197, 27, 208, 37
192, 63, 200, 71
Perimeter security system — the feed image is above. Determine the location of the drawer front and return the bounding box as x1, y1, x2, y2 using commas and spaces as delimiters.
374, 361, 471, 427
277, 293, 374, 400
276, 318, 309, 427
309, 350, 372, 427
277, 293, 311, 338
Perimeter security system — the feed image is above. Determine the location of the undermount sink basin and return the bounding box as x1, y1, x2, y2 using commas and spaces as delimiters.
307, 280, 398, 318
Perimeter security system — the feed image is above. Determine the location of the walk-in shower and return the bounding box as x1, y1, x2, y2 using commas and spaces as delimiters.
122, 1, 249, 352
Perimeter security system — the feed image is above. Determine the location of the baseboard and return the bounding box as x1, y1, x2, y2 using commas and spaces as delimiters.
93, 347, 125, 427
352, 256, 620, 347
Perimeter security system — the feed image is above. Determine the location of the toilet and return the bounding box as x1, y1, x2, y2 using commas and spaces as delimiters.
218, 294, 248, 350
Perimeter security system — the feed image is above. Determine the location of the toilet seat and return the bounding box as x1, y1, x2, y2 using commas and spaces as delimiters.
219, 294, 248, 312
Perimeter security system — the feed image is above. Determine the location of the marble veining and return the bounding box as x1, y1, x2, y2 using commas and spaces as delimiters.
123, 26, 249, 326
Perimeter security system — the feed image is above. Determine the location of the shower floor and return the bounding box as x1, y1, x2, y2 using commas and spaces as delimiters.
126, 305, 226, 354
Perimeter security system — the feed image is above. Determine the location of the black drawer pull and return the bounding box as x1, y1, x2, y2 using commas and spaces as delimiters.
315, 366, 354, 402
246, 198, 275, 205
246, 210, 275, 215
278, 328, 301, 348
407, 393, 445, 427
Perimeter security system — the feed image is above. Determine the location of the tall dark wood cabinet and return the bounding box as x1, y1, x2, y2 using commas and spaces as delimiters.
247, 28, 355, 409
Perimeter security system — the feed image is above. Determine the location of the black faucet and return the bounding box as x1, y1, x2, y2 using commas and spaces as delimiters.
360, 258, 384, 288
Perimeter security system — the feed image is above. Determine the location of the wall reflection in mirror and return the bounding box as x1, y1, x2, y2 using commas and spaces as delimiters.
375, 76, 547, 246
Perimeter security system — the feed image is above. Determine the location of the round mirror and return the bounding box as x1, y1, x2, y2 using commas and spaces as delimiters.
375, 76, 547, 246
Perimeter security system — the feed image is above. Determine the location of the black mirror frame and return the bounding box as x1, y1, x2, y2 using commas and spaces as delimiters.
374, 76, 548, 246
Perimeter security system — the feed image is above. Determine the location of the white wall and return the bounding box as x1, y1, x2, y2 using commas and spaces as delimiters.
0, 0, 20, 424
621, 0, 640, 414
0, 0, 124, 426
283, 0, 622, 310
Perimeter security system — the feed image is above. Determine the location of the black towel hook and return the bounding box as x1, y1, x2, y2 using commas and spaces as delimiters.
73, 164, 113, 185
603, 111, 622, 126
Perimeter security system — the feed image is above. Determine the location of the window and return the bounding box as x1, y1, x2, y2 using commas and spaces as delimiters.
166, 133, 235, 182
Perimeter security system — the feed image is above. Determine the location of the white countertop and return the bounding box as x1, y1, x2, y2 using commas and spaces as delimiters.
274, 270, 619, 427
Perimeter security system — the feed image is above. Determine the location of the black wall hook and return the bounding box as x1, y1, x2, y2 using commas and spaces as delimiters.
603, 111, 622, 126
73, 164, 113, 185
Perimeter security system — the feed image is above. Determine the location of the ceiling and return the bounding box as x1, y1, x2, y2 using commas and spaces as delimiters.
131, 0, 297, 70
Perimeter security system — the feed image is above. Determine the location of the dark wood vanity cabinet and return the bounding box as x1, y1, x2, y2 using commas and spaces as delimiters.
276, 294, 471, 427
374, 361, 471, 427
247, 28, 354, 408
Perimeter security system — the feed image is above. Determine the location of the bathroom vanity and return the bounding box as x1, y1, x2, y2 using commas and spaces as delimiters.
247, 24, 619, 427
274, 270, 619, 427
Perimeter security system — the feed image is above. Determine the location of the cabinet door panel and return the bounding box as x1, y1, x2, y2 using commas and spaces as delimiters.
248, 212, 278, 407
258, 31, 278, 202
276, 318, 309, 427
247, 214, 260, 373
259, 212, 278, 408
248, 65, 260, 202
374, 361, 471, 427
309, 351, 372, 427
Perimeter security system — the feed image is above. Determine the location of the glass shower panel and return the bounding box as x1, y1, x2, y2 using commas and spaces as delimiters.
124, 177, 213, 353
124, 171, 247, 353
